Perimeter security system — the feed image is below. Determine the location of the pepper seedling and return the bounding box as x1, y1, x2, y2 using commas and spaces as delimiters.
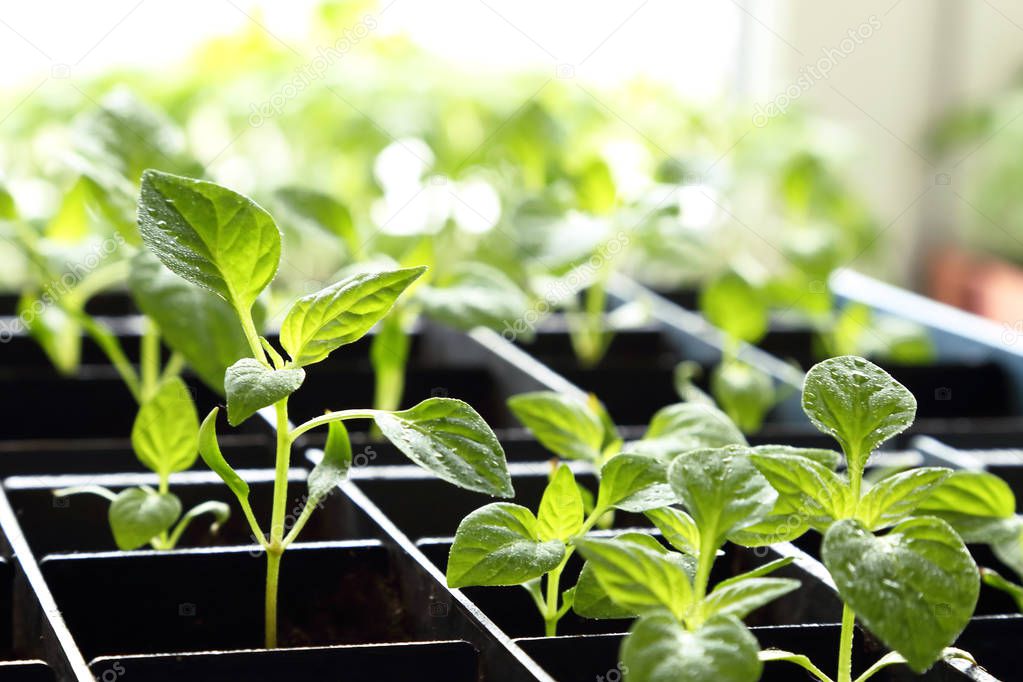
137, 169, 514, 649
575, 445, 806, 682
749, 356, 979, 682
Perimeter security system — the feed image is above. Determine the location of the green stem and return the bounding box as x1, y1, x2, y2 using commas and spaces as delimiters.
544, 559, 567, 636
289, 409, 377, 441
693, 535, 717, 603
837, 603, 856, 682
159, 352, 187, 384
265, 549, 282, 649
265, 398, 292, 648
141, 319, 160, 400
238, 305, 268, 365
75, 313, 141, 402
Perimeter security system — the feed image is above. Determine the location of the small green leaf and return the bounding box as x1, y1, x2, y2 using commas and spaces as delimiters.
109, 488, 182, 550
700, 270, 768, 344
645, 507, 701, 556
822, 517, 979, 672
596, 454, 674, 513
275, 186, 359, 256
132, 377, 199, 477
536, 464, 584, 542
308, 420, 353, 507
716, 556, 795, 588
507, 392, 605, 463
802, 356, 917, 471
749, 445, 842, 470
224, 358, 305, 426
702, 577, 800, 621
198, 408, 250, 502
138, 170, 281, 312
281, 267, 425, 367
668, 447, 777, 548
632, 403, 747, 461
574, 533, 687, 620
748, 452, 849, 530
374, 398, 513, 497
857, 468, 951, 530
917, 471, 1017, 519
710, 360, 776, 434
622, 613, 762, 682
575, 537, 693, 619
418, 264, 530, 331
446, 503, 564, 587
981, 568, 1023, 611
129, 251, 255, 394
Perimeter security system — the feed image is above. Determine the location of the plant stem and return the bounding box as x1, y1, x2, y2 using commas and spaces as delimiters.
140, 319, 160, 400
693, 535, 716, 603
289, 409, 377, 441
238, 305, 268, 364
544, 559, 567, 636
265, 398, 292, 649
837, 603, 856, 682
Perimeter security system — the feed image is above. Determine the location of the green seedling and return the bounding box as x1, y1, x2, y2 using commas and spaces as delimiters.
137, 170, 514, 649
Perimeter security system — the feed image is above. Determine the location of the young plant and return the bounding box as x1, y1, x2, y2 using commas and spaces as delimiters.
749, 356, 979, 682
574, 446, 804, 682
915, 471, 1023, 612
137, 169, 514, 648
446, 455, 675, 636
698, 269, 779, 433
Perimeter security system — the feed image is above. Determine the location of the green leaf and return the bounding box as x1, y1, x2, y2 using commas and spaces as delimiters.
727, 493, 813, 547
280, 267, 425, 367
370, 310, 411, 412
748, 452, 850, 530
673, 361, 716, 406
802, 356, 917, 471
622, 613, 762, 682
418, 264, 530, 331
668, 447, 777, 548
224, 358, 305, 426
0, 182, 16, 219
857, 468, 951, 530
981, 568, 1023, 611
702, 577, 800, 621
917, 471, 1017, 519
198, 408, 250, 502
645, 507, 700, 556
18, 292, 81, 375
446, 503, 564, 587
507, 392, 605, 463
131, 377, 199, 477
536, 464, 584, 542
749, 445, 842, 470
822, 517, 979, 672
710, 360, 775, 434
716, 556, 795, 588
373, 398, 513, 497
138, 170, 281, 311
129, 250, 254, 394
632, 403, 747, 461
109, 487, 182, 550
700, 271, 768, 344
274, 186, 359, 256
597, 454, 674, 513
574, 533, 687, 620
575, 537, 693, 619
308, 420, 353, 507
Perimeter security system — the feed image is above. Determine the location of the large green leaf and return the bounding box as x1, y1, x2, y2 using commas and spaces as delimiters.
224, 358, 305, 426
748, 452, 850, 530
373, 398, 513, 497
822, 517, 979, 672
109, 487, 182, 550
645, 507, 700, 556
138, 170, 281, 311
507, 392, 605, 463
596, 454, 674, 513
575, 537, 692, 619
621, 613, 762, 682
129, 251, 254, 394
280, 267, 425, 367
857, 468, 951, 530
802, 356, 916, 471
574, 533, 687, 620
668, 447, 776, 548
417, 264, 530, 331
446, 503, 564, 587
536, 464, 584, 542
749, 445, 842, 470
917, 471, 1016, 519
131, 377, 199, 477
